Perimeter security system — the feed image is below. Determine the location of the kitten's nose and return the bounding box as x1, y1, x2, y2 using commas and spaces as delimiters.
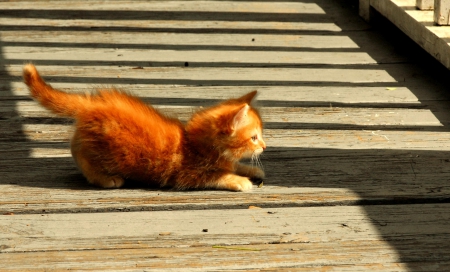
262, 141, 267, 150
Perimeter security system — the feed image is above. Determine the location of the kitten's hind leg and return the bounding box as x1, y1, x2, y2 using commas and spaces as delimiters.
71, 138, 124, 188
73, 153, 124, 188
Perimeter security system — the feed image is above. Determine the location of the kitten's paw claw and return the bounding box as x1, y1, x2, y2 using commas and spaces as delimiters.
250, 177, 264, 184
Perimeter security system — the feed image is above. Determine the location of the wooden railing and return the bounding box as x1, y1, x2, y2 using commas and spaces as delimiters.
359, 0, 450, 69
416, 0, 434, 10
416, 0, 450, 25
430, 0, 450, 25
361, 0, 450, 25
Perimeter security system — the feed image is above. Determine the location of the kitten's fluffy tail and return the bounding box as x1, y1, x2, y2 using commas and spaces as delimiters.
23, 64, 89, 117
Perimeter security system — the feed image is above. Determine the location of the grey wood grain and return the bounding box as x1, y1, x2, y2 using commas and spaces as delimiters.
1, 204, 449, 271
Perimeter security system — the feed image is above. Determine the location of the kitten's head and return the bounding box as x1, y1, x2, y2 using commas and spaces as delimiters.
186, 91, 266, 161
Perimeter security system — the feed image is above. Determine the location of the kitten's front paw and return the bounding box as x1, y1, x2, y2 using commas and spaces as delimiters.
91, 175, 125, 189
235, 177, 253, 192
236, 164, 265, 180
217, 174, 253, 192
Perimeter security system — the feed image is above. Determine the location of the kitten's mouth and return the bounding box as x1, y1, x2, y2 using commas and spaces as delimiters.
241, 149, 264, 159
254, 148, 264, 155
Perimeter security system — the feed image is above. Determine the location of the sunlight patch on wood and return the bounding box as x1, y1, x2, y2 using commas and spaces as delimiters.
29, 148, 71, 158
0, 1, 326, 13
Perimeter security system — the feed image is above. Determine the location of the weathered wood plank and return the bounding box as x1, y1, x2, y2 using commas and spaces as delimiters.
2, 143, 450, 214
1, 47, 379, 66
4, 83, 450, 106
4, 65, 397, 83
2, 122, 450, 148
0, 101, 444, 126
0, 30, 409, 67
0, 31, 364, 49
0, 0, 328, 13
1, 204, 449, 271
3, 62, 447, 93
0, 1, 370, 36
0, 181, 363, 214
2, 206, 385, 251
0, 242, 420, 271
0, 19, 346, 34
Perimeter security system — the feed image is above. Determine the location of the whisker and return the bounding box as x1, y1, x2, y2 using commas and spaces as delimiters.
258, 156, 264, 171
251, 153, 256, 168
251, 151, 264, 171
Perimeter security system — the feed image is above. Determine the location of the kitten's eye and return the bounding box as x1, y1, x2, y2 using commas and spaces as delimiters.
251, 135, 258, 142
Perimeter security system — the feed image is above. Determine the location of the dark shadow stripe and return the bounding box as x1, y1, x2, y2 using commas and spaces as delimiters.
0, 96, 430, 109
2, 59, 397, 69
7, 76, 400, 87
9, 97, 426, 110
0, 10, 329, 23
263, 122, 448, 131
4, 116, 446, 132
0, 25, 353, 35
1, 41, 364, 53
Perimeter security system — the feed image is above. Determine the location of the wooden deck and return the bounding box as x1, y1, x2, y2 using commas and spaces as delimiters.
1, 0, 450, 270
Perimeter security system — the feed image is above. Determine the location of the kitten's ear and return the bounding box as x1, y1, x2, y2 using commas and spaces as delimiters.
231, 104, 250, 131
236, 91, 257, 104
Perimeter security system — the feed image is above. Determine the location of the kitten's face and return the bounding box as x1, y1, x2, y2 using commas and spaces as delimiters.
223, 109, 266, 161
186, 91, 266, 161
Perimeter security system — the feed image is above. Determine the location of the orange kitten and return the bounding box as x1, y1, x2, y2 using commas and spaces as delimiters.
23, 64, 266, 191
